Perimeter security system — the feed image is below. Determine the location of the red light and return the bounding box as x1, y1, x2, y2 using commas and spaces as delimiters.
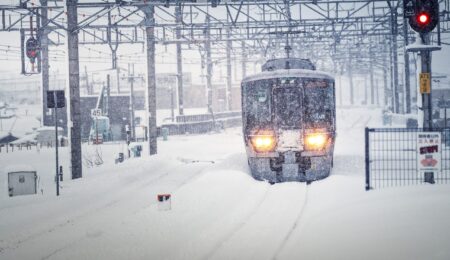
418, 13, 429, 25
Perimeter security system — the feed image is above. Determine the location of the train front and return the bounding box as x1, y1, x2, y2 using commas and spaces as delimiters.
241, 58, 336, 183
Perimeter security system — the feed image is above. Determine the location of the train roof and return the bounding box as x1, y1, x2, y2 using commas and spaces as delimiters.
242, 69, 334, 83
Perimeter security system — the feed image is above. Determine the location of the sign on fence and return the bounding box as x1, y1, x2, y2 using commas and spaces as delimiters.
417, 132, 441, 176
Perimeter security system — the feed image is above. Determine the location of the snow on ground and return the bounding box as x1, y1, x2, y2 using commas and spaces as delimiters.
0, 107, 449, 260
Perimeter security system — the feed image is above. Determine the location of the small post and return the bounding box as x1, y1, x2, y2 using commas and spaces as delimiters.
365, 127, 371, 191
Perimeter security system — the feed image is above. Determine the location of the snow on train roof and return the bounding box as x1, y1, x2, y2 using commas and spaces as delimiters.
242, 69, 334, 83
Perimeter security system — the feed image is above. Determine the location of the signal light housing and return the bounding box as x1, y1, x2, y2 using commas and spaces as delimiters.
25, 37, 39, 62
408, 0, 439, 33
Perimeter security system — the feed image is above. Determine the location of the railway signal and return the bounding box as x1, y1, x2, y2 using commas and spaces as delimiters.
25, 37, 39, 63
46, 90, 66, 196
408, 0, 439, 33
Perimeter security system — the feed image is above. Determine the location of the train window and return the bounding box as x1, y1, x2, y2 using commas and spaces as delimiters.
273, 82, 303, 128
243, 80, 272, 129
303, 79, 334, 128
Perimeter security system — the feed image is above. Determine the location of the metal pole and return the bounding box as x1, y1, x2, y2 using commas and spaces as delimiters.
383, 49, 389, 107
389, 35, 395, 112
390, 6, 400, 113
116, 67, 121, 94
20, 28, 25, 75
175, 4, 184, 116
129, 63, 136, 141
241, 41, 247, 79
375, 77, 380, 106
144, 5, 157, 155
84, 66, 91, 95
96, 117, 98, 144
226, 27, 232, 111
403, 18, 411, 113
369, 47, 375, 105
67, 0, 82, 179
54, 92, 59, 196
40, 0, 50, 127
364, 75, 368, 105
421, 34, 433, 130
339, 65, 343, 107
348, 49, 354, 105
106, 74, 110, 116
170, 83, 175, 122
365, 127, 370, 191
205, 15, 213, 114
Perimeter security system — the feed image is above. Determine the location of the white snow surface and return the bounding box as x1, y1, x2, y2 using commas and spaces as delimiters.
0, 107, 449, 260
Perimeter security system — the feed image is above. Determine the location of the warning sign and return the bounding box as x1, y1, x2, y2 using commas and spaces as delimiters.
420, 73, 431, 94
417, 132, 441, 176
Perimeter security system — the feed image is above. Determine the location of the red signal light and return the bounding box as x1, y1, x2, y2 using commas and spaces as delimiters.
418, 13, 429, 25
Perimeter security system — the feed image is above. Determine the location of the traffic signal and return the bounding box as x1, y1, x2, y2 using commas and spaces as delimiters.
409, 0, 439, 33
25, 37, 39, 63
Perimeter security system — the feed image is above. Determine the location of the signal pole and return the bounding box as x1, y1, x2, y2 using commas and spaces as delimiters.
420, 35, 433, 129
405, 0, 440, 129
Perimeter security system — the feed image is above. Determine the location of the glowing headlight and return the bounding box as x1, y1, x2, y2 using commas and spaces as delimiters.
250, 133, 276, 153
305, 133, 329, 150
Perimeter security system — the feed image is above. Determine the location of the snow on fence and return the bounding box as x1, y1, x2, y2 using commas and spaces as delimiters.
365, 128, 450, 190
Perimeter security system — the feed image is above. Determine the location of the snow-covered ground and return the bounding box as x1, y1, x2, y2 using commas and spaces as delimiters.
0, 107, 449, 260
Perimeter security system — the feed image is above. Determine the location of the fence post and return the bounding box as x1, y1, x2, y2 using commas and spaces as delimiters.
365, 127, 371, 191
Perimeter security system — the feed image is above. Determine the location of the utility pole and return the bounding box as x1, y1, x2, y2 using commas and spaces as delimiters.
339, 64, 343, 107
241, 41, 247, 79
364, 75, 368, 105
348, 48, 354, 105
205, 15, 213, 114
226, 27, 232, 111
403, 17, 412, 113
389, 3, 400, 113
369, 47, 375, 105
116, 67, 121, 94
40, 0, 50, 127
67, 0, 82, 179
128, 63, 136, 141
175, 3, 184, 116
144, 5, 157, 155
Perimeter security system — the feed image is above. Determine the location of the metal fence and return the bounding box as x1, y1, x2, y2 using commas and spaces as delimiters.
365, 128, 450, 190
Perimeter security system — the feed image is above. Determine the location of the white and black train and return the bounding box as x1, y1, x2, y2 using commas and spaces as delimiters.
241, 58, 336, 183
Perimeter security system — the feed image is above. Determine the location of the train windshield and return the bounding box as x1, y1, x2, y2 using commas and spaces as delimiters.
303, 79, 334, 128
243, 80, 272, 129
273, 81, 303, 128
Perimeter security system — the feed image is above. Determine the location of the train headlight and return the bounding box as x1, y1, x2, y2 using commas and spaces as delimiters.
305, 133, 329, 150
250, 132, 276, 153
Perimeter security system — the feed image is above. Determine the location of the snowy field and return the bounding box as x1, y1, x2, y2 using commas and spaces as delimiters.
1, 107, 450, 260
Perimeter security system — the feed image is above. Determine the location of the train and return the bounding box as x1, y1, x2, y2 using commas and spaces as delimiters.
241, 58, 336, 183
